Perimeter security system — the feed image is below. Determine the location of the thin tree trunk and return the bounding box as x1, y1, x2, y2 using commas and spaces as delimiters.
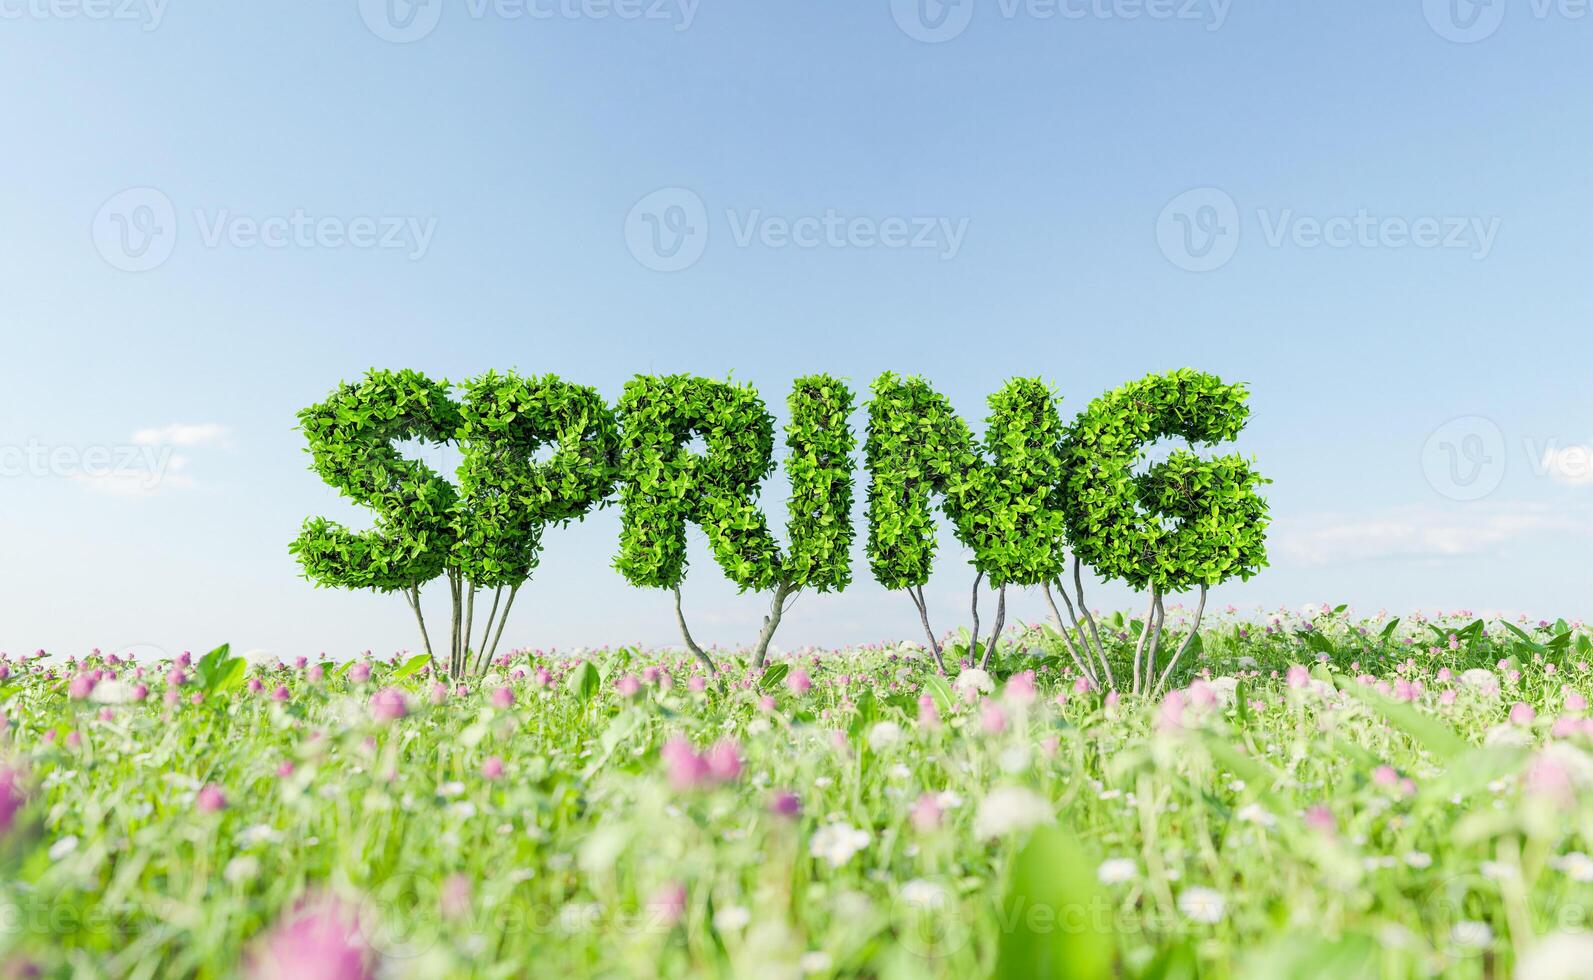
1132, 590, 1157, 694
485, 584, 520, 667
967, 571, 984, 666
1055, 574, 1113, 690
1041, 581, 1096, 687
672, 585, 718, 676
471, 585, 504, 675
1155, 585, 1208, 695
907, 586, 948, 673
1072, 558, 1112, 689
752, 580, 796, 669
448, 571, 462, 678
1141, 592, 1166, 695
404, 586, 434, 664
462, 583, 476, 677
979, 584, 1007, 670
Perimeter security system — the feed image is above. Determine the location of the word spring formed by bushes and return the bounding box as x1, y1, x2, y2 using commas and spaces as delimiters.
291, 369, 1270, 693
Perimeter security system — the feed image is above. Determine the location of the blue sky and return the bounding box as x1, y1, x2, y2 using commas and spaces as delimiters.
2, 0, 1591, 659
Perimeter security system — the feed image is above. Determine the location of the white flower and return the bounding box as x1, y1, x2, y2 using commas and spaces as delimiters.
1551, 852, 1593, 883
934, 790, 963, 809
799, 951, 833, 974
810, 823, 872, 867
713, 905, 751, 932
1096, 858, 1138, 885
868, 722, 904, 751
953, 669, 994, 700
1514, 931, 1593, 980
1451, 921, 1493, 948
1461, 669, 1501, 697
1480, 861, 1519, 882
1177, 887, 1226, 924
89, 680, 135, 704
974, 787, 1051, 839
899, 878, 949, 909
558, 903, 602, 933
1236, 803, 1275, 828
48, 836, 78, 860
889, 763, 911, 780
224, 855, 260, 884
437, 781, 466, 798
236, 824, 283, 848
1403, 852, 1432, 869
998, 745, 1031, 774
1207, 677, 1239, 707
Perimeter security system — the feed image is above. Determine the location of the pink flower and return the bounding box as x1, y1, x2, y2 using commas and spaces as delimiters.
440, 875, 473, 921
534, 667, 553, 688
642, 666, 662, 685
917, 695, 940, 729
276, 761, 295, 778
1004, 671, 1037, 705
248, 678, 264, 694
1552, 715, 1580, 738
661, 736, 709, 790
1439, 690, 1457, 706
1304, 805, 1336, 836
369, 688, 408, 723
481, 756, 504, 780
786, 669, 812, 696
769, 790, 801, 819
196, 784, 227, 813
758, 695, 777, 712
0, 767, 24, 836
1286, 665, 1310, 688
979, 699, 1008, 735
1510, 702, 1537, 727
705, 740, 743, 782
1566, 690, 1588, 713
1073, 675, 1093, 694
1104, 690, 1121, 710
687, 675, 707, 693
190, 692, 204, 706
293, 656, 308, 669
1158, 690, 1188, 732
910, 792, 943, 832
1372, 765, 1399, 789
166, 668, 187, 688
307, 665, 324, 683
271, 686, 291, 702
67, 673, 96, 700
647, 882, 687, 927
490, 687, 514, 710
1525, 753, 1574, 807
430, 682, 448, 705
131, 683, 149, 702
348, 663, 372, 684
614, 674, 642, 699
248, 896, 372, 980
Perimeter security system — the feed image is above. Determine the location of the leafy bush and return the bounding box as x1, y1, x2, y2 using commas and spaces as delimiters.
1058, 369, 1271, 693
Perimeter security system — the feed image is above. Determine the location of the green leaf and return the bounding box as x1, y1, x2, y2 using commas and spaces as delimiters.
1239, 932, 1376, 980
390, 653, 432, 682
566, 661, 600, 702
758, 663, 789, 692
211, 658, 247, 694
1333, 676, 1467, 761
920, 673, 956, 715
994, 825, 1111, 980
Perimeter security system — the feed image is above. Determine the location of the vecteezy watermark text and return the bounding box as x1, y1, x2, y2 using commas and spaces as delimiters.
358, 0, 698, 43
91, 188, 438, 272
625, 187, 969, 272
891, 0, 1230, 44
0, 0, 167, 30
1156, 187, 1501, 272
0, 441, 177, 492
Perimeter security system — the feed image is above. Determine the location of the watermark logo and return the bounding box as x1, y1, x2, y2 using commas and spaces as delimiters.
92, 187, 439, 272
92, 187, 178, 273
625, 187, 710, 272
1422, 416, 1507, 501
891, 0, 975, 42
359, 0, 445, 42
0, 0, 168, 30
1424, 0, 1507, 43
1156, 186, 1502, 272
1156, 187, 1240, 272
626, 187, 971, 272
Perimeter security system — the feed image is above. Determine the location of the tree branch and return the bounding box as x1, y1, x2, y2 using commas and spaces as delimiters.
672, 585, 718, 676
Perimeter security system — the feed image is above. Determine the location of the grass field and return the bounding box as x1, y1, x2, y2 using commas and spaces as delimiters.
2, 605, 1591, 978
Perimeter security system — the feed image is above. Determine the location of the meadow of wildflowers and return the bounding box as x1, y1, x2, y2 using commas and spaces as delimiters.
2, 605, 1592, 978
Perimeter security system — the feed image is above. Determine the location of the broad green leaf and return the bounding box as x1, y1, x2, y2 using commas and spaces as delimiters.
993, 825, 1111, 980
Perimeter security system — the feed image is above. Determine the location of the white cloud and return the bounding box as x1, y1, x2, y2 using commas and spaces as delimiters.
131, 422, 230, 448
1275, 502, 1593, 566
